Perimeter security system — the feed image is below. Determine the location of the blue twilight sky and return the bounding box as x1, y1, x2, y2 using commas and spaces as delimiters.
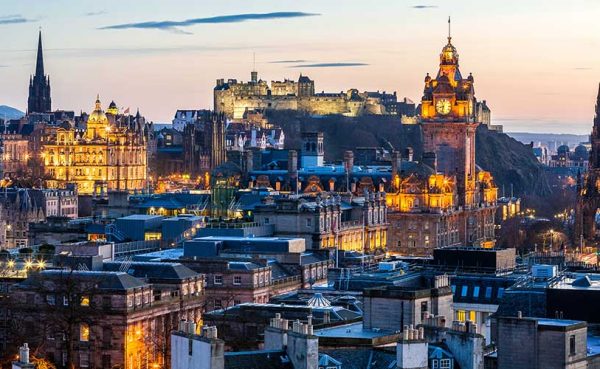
1, 0, 600, 134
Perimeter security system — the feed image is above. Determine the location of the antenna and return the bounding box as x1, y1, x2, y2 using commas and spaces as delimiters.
253, 52, 256, 72
448, 16, 451, 41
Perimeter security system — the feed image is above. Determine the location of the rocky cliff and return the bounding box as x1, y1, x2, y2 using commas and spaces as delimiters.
268, 111, 550, 197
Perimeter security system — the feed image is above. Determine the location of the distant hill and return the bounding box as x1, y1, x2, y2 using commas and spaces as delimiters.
507, 132, 588, 147
267, 111, 550, 197
0, 105, 25, 120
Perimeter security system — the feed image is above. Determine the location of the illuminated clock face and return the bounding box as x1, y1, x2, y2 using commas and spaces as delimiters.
435, 98, 452, 115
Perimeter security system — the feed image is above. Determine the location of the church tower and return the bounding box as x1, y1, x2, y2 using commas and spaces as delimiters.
575, 83, 600, 245
420, 18, 478, 207
27, 31, 51, 114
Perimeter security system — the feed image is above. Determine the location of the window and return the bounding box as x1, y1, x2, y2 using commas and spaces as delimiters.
461, 286, 468, 297
127, 296, 133, 307
46, 295, 56, 306
469, 311, 476, 323
441, 359, 451, 369
80, 296, 90, 306
259, 274, 264, 284
497, 288, 505, 298
80, 353, 90, 368
570, 335, 576, 356
233, 276, 242, 285
432, 359, 439, 369
80, 323, 90, 342
214, 275, 223, 285
457, 310, 466, 322
234, 299, 241, 306
451, 285, 456, 294
473, 286, 480, 298
306, 218, 312, 227
485, 287, 492, 299
264, 217, 270, 224
214, 299, 222, 309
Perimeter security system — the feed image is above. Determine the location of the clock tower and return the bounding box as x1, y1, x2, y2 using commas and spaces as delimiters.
420, 19, 478, 208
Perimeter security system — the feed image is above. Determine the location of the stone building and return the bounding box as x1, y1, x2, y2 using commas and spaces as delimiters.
0, 133, 30, 178
253, 192, 387, 252
42, 96, 148, 195
362, 273, 453, 331
214, 72, 394, 119
9, 262, 205, 369
182, 111, 227, 180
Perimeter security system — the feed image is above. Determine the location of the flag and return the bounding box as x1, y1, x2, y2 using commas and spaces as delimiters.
124, 107, 130, 114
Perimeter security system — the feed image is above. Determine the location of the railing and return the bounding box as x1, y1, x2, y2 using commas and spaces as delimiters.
114, 240, 162, 259
205, 221, 267, 229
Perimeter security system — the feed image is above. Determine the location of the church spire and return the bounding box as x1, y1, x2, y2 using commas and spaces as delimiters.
35, 30, 44, 78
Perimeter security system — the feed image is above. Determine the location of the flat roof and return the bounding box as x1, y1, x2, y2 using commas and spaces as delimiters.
536, 318, 583, 327
192, 236, 303, 242
315, 322, 394, 339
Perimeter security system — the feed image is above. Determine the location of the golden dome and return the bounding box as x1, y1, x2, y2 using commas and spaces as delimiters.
87, 95, 108, 125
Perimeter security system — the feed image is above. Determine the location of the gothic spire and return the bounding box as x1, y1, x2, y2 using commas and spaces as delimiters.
35, 30, 44, 78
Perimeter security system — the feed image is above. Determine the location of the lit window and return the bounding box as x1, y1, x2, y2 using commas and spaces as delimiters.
497, 288, 504, 298
461, 286, 468, 297
80, 323, 90, 342
469, 311, 476, 322
473, 286, 480, 298
457, 310, 466, 322
80, 296, 90, 307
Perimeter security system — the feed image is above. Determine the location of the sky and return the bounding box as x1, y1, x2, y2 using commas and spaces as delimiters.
1, 0, 600, 134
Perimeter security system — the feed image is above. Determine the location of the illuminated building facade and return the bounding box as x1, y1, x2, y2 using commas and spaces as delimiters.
214, 72, 395, 119
253, 192, 387, 252
42, 97, 148, 195
0, 133, 30, 178
386, 27, 498, 256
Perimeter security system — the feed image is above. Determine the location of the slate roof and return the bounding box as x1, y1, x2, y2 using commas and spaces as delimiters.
320, 348, 397, 369
224, 350, 292, 369
22, 270, 149, 291
103, 261, 199, 281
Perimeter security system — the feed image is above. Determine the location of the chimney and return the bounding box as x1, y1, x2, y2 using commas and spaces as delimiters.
422, 152, 437, 172
265, 313, 289, 351
397, 326, 428, 369
245, 150, 254, 175
344, 151, 354, 173
288, 150, 298, 192
12, 343, 34, 369
286, 319, 318, 369
171, 322, 224, 369
391, 151, 402, 191
404, 147, 414, 162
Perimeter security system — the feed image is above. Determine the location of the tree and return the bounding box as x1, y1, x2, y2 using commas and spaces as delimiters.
4, 270, 103, 369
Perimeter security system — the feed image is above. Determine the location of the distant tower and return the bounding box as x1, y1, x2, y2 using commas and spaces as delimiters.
27, 30, 51, 114
298, 74, 315, 97
575, 83, 600, 245
301, 132, 324, 168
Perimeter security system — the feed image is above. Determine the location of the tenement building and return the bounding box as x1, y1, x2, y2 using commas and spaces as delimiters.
214, 71, 394, 119
386, 31, 498, 256
42, 96, 148, 195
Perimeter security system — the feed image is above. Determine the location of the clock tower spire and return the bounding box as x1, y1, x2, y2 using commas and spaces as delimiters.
420, 20, 479, 208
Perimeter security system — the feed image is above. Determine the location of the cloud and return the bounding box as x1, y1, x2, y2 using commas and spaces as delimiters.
574, 67, 592, 70
411, 5, 438, 9
0, 15, 35, 25
289, 62, 369, 68
270, 60, 310, 64
99, 12, 320, 33
84, 10, 107, 16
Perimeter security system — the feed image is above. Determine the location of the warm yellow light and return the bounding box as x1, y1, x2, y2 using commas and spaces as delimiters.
7, 260, 14, 269
24, 260, 33, 269
37, 260, 46, 270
